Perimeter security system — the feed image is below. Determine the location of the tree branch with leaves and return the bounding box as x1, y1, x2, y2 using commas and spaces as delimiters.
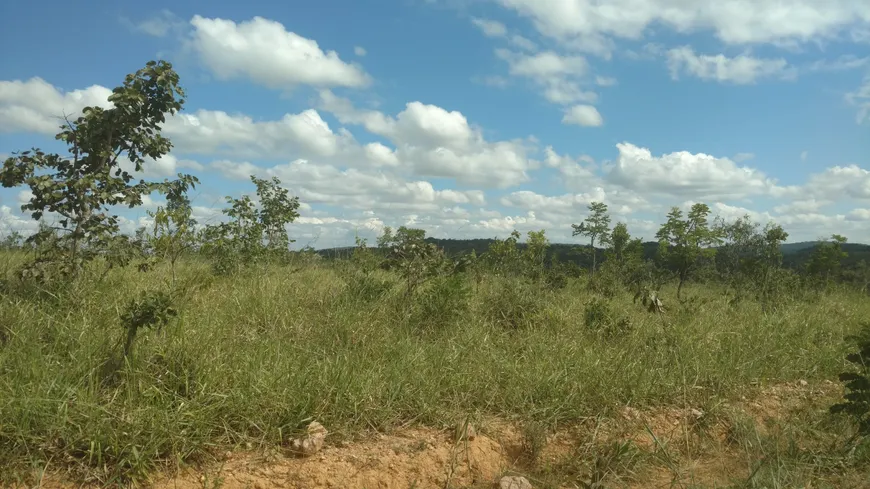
0, 60, 196, 281
655, 203, 724, 300
572, 201, 611, 279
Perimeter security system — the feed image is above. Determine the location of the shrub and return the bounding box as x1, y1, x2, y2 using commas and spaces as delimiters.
408, 274, 471, 333
584, 297, 632, 338
830, 322, 870, 436
481, 279, 543, 330
121, 290, 177, 358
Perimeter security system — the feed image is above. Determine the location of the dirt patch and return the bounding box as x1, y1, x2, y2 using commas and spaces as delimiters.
148, 428, 506, 489
27, 381, 859, 489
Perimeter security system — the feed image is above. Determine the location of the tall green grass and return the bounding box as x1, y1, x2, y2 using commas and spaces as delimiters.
0, 255, 866, 483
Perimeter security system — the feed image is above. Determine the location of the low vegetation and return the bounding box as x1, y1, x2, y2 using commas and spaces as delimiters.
1, 60, 869, 488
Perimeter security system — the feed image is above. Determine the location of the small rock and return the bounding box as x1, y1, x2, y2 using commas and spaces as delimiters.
290, 421, 328, 457
500, 476, 533, 489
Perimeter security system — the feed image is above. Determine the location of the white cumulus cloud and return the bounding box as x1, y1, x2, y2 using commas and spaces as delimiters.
562, 104, 603, 126
188, 15, 371, 89
0, 78, 112, 134
606, 142, 782, 200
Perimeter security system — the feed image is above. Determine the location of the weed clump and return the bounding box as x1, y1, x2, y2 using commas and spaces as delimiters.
409, 274, 471, 333
831, 322, 870, 436
584, 297, 632, 338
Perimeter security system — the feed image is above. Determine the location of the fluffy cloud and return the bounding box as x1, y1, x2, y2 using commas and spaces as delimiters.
606, 142, 782, 200
497, 49, 589, 80
210, 160, 261, 181
188, 15, 371, 89
802, 165, 870, 201
0, 78, 112, 134
494, 0, 870, 48
562, 104, 603, 126
0, 76, 359, 166
773, 198, 830, 215
496, 49, 600, 105
0, 205, 39, 235
666, 47, 796, 84
501, 188, 642, 217
539, 146, 600, 190
164, 107, 347, 158
207, 158, 486, 212
0, 72, 531, 188
317, 90, 534, 187
847, 208, 870, 221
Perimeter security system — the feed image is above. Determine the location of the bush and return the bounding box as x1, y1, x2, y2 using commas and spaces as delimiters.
481, 279, 543, 330
584, 297, 632, 338
587, 261, 621, 298
830, 322, 870, 436
408, 274, 471, 333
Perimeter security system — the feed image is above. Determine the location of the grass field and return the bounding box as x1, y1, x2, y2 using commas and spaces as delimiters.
1, 251, 869, 488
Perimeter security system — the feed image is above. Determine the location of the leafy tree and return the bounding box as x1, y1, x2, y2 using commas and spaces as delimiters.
755, 222, 790, 308
715, 216, 789, 307
147, 175, 200, 285
201, 194, 261, 274
378, 226, 451, 297
483, 230, 522, 276
480, 229, 551, 282
0, 60, 193, 279
605, 222, 643, 270
655, 203, 723, 300
522, 229, 550, 279
201, 175, 300, 274
807, 234, 848, 288
846, 259, 870, 295
572, 201, 611, 278
251, 175, 300, 253
0, 230, 25, 250
715, 215, 758, 294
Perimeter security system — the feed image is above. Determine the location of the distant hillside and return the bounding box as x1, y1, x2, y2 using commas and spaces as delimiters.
780, 241, 823, 254
315, 238, 870, 272
782, 242, 870, 270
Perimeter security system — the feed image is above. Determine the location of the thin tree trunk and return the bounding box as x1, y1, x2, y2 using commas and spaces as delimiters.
590, 237, 597, 279
123, 326, 138, 358
677, 271, 686, 300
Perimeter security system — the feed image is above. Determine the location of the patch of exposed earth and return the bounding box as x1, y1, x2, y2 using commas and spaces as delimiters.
28, 380, 865, 489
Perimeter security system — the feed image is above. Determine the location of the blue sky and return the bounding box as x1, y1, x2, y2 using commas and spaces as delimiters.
1, 0, 869, 248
